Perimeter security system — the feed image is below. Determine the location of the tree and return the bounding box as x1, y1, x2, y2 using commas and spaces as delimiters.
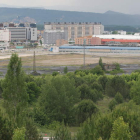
38, 76, 80, 124
98, 75, 108, 94
109, 117, 131, 140
12, 127, 26, 140
99, 57, 104, 70
75, 99, 98, 124
64, 66, 68, 74
90, 65, 104, 75
0, 112, 13, 140
105, 76, 129, 99
25, 119, 43, 140
40, 40, 42, 46
50, 123, 71, 140
33, 43, 38, 48
115, 92, 123, 104
26, 82, 41, 104
112, 31, 118, 34
109, 99, 118, 111
78, 84, 103, 103
2, 54, 29, 127
130, 76, 140, 105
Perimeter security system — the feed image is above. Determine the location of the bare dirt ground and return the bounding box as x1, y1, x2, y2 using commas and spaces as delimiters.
0, 52, 140, 75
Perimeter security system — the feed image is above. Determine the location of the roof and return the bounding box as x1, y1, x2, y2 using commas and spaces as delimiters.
59, 45, 140, 50
92, 35, 140, 40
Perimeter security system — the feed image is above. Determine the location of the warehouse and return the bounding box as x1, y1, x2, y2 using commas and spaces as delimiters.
59, 46, 140, 53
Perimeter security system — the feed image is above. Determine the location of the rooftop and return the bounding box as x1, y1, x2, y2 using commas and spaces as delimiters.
92, 35, 140, 40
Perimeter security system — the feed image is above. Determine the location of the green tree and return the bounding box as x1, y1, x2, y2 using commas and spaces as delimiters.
26, 82, 41, 104
40, 40, 42, 46
90, 65, 104, 75
98, 75, 108, 94
75, 99, 98, 124
0, 112, 13, 140
12, 127, 26, 140
25, 119, 43, 140
109, 99, 118, 111
99, 57, 104, 70
115, 92, 123, 104
64, 66, 68, 74
130, 76, 140, 105
112, 31, 118, 34
50, 123, 71, 140
52, 71, 59, 76
38, 76, 80, 124
109, 117, 131, 140
2, 54, 29, 127
105, 76, 129, 99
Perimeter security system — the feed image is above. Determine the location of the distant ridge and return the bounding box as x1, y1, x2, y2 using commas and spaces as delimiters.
0, 7, 140, 25
104, 10, 125, 15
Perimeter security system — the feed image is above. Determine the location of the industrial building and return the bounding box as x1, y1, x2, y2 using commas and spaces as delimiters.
59, 46, 140, 53
75, 35, 140, 46
44, 22, 104, 41
0, 23, 37, 41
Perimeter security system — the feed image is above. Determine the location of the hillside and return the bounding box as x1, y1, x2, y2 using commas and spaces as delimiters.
0, 7, 140, 25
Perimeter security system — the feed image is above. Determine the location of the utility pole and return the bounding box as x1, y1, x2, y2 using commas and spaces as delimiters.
33, 51, 36, 73
83, 39, 86, 68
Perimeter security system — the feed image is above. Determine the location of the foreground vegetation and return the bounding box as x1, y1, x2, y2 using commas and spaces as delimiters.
0, 54, 140, 139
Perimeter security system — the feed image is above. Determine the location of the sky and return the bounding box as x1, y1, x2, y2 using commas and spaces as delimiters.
0, 0, 140, 14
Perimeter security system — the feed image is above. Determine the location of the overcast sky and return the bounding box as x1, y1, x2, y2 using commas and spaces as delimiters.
0, 0, 140, 14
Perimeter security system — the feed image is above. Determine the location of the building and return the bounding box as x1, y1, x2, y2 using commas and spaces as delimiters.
0, 23, 37, 42
43, 30, 67, 45
0, 29, 10, 42
59, 46, 140, 53
75, 36, 101, 45
0, 41, 9, 49
92, 35, 140, 45
44, 22, 104, 41
117, 30, 126, 35
56, 39, 68, 47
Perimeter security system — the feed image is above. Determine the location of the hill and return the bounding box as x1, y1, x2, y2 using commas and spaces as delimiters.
0, 7, 140, 25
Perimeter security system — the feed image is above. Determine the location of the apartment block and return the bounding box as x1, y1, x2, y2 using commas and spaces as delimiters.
44, 22, 104, 41
43, 30, 68, 45
75, 36, 102, 45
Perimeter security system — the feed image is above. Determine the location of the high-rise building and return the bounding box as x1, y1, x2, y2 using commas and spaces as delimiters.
44, 22, 104, 41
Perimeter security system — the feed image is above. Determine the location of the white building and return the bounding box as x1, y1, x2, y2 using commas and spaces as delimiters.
31, 28, 37, 41
0, 29, 10, 42
0, 23, 37, 42
117, 30, 126, 35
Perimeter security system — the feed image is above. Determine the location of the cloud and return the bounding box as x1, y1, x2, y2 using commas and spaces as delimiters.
0, 0, 140, 14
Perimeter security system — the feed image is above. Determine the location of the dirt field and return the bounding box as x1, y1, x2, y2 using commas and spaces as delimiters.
1, 53, 140, 68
